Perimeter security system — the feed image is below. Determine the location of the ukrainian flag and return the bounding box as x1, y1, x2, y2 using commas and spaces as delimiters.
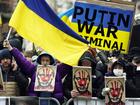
9, 0, 89, 66
59, 8, 74, 24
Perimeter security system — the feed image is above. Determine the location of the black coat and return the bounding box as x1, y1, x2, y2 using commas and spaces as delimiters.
105, 64, 140, 98
126, 70, 140, 98
63, 69, 104, 99
63, 51, 104, 99
1, 67, 29, 96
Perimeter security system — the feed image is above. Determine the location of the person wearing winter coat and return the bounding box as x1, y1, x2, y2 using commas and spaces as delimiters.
63, 51, 104, 104
104, 59, 140, 99
126, 54, 140, 98
3, 40, 72, 105
104, 60, 127, 105
0, 48, 29, 96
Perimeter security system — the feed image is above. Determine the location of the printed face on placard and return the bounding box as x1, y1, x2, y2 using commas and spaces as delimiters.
37, 66, 54, 87
74, 69, 90, 93
107, 80, 124, 103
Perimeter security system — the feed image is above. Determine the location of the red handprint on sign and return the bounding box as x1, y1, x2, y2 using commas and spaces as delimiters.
110, 81, 121, 98
74, 69, 91, 96
37, 66, 54, 87
106, 79, 124, 105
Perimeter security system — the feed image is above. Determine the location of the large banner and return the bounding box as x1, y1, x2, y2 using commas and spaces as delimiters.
73, 66, 92, 98
61, 0, 135, 53
105, 76, 125, 105
34, 65, 57, 92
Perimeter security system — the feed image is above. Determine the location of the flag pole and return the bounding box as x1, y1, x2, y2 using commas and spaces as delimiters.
6, 27, 12, 40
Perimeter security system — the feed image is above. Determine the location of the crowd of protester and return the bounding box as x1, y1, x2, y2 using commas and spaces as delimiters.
0, 0, 140, 105
0, 31, 139, 105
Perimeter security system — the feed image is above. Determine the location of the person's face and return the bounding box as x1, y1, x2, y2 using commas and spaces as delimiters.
107, 80, 124, 103
37, 67, 54, 87
74, 70, 90, 93
113, 64, 124, 76
0, 58, 11, 68
40, 56, 51, 66
81, 59, 92, 67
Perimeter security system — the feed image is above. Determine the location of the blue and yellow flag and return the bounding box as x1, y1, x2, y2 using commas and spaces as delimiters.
9, 0, 89, 66
59, 8, 74, 24
60, 2, 134, 54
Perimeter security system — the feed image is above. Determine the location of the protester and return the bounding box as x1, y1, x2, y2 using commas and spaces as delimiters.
3, 40, 72, 105
103, 59, 140, 98
105, 60, 126, 77
95, 50, 110, 76
102, 60, 127, 105
126, 48, 140, 98
63, 50, 104, 105
0, 48, 29, 96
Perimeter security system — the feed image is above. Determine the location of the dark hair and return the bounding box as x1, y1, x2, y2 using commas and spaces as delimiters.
111, 60, 126, 72
133, 56, 140, 64
0, 48, 12, 60
112, 50, 121, 58
129, 47, 140, 60
78, 51, 97, 71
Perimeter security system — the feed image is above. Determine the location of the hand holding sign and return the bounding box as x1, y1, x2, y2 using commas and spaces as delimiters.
71, 89, 79, 97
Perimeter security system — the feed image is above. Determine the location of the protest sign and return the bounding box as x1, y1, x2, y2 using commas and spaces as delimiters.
105, 76, 125, 105
61, 0, 135, 53
73, 66, 92, 98
34, 65, 57, 92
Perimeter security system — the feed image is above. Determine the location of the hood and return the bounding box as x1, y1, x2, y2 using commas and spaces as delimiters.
36, 52, 55, 65
78, 51, 97, 70
0, 48, 12, 61
111, 60, 126, 72
129, 47, 140, 59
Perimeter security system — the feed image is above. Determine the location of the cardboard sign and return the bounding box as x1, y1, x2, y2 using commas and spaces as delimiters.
105, 76, 125, 105
61, 0, 135, 54
0, 82, 19, 96
0, 68, 4, 91
73, 66, 92, 98
34, 65, 57, 92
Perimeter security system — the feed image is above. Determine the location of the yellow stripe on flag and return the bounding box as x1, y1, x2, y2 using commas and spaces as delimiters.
9, 0, 89, 66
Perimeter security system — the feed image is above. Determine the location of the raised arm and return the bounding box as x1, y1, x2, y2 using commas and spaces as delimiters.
3, 40, 36, 77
